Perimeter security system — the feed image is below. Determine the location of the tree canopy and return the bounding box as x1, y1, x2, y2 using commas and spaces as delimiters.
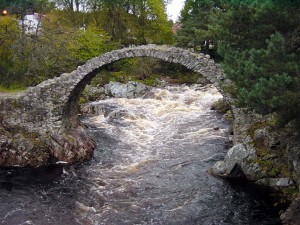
0, 0, 172, 88
175, 0, 300, 125
1, 0, 300, 125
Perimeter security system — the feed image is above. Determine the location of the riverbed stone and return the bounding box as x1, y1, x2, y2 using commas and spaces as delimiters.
211, 143, 260, 179
83, 85, 106, 101
209, 160, 227, 176
254, 127, 280, 149
224, 144, 248, 173
256, 178, 294, 187
281, 196, 300, 225
196, 77, 210, 85
104, 81, 151, 99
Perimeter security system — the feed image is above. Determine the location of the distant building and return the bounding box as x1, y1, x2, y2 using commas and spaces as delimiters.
172, 23, 182, 34
19, 13, 45, 35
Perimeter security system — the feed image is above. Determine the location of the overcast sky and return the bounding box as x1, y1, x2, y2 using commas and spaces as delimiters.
166, 0, 185, 22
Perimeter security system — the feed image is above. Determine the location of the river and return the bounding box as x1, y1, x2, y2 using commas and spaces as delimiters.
0, 84, 281, 225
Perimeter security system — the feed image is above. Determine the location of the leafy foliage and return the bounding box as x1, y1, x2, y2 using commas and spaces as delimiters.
86, 0, 173, 45
0, 0, 174, 88
0, 8, 115, 87
90, 57, 199, 87
0, 15, 20, 87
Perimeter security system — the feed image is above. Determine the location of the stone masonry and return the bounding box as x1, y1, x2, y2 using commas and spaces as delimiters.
0, 45, 229, 135
0, 45, 230, 166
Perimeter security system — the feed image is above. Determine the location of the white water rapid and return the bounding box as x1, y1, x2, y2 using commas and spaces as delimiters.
0, 84, 281, 225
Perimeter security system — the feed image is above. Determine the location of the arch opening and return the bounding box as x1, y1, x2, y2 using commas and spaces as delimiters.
60, 45, 227, 131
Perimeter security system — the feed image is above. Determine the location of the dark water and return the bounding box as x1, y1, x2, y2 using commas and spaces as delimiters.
0, 85, 282, 225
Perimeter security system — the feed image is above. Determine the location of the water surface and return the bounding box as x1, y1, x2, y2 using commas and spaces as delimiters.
0, 84, 281, 225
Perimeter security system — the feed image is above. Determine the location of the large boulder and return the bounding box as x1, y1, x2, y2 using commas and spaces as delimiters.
83, 86, 106, 101
210, 142, 261, 180
49, 126, 95, 163
0, 120, 95, 167
210, 107, 295, 184
281, 196, 300, 225
104, 81, 151, 98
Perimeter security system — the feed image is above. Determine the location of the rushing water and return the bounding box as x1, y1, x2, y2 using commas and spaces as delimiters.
0, 84, 282, 225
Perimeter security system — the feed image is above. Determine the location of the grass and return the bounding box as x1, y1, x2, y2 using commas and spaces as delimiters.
0, 85, 26, 93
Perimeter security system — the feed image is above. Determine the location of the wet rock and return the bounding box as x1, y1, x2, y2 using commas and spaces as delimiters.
104, 81, 151, 99
84, 86, 106, 101
256, 178, 293, 187
81, 104, 106, 115
254, 127, 280, 149
196, 77, 210, 85
211, 141, 262, 180
281, 196, 300, 225
209, 161, 226, 176
1, 124, 95, 167
75, 201, 96, 213
211, 144, 247, 178
50, 126, 95, 163
107, 109, 130, 120
224, 144, 248, 173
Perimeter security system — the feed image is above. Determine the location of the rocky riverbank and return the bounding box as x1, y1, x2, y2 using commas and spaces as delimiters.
210, 99, 300, 225
1, 80, 299, 223
0, 120, 95, 167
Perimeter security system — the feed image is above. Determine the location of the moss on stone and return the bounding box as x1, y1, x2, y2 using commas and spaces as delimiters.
221, 83, 238, 97
12, 99, 19, 108
248, 125, 297, 201
282, 186, 299, 200
248, 122, 269, 137
79, 96, 88, 104
211, 99, 231, 114
0, 124, 51, 167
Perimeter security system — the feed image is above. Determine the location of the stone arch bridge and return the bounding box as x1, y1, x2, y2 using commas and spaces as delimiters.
0, 45, 230, 166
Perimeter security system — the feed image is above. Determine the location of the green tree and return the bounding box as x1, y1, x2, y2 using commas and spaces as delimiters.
0, 15, 20, 87
87, 0, 173, 45
69, 24, 115, 63
134, 0, 172, 44
0, 7, 114, 88
175, 0, 300, 124
223, 33, 299, 114
0, 0, 54, 15
175, 0, 218, 54
210, 0, 300, 123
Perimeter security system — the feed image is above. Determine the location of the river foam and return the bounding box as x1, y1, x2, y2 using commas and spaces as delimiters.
0, 84, 281, 225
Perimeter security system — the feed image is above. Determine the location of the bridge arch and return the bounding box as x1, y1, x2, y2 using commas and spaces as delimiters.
0, 45, 229, 135
60, 45, 227, 131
